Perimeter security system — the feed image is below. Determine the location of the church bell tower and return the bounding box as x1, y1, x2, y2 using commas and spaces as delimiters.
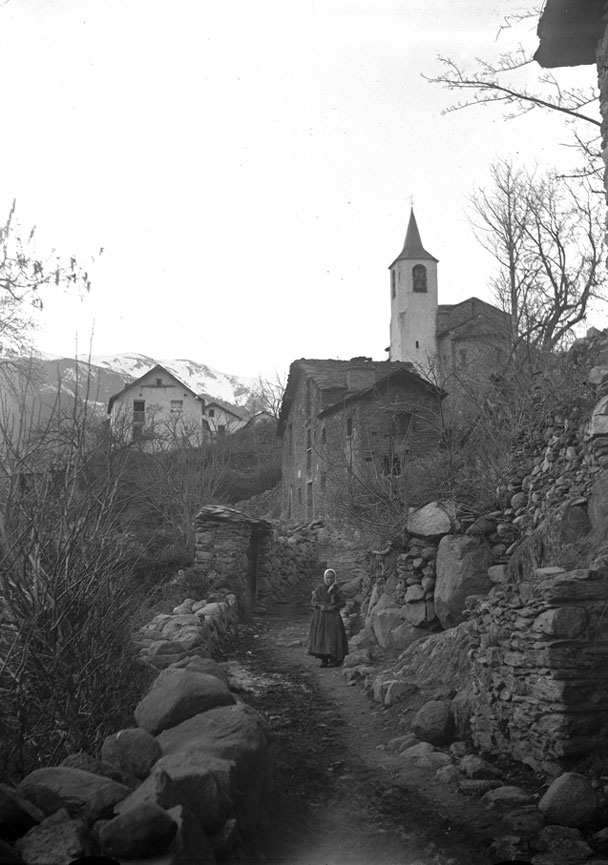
389, 209, 438, 372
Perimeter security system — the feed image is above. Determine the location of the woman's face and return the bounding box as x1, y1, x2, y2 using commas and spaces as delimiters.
323, 572, 336, 586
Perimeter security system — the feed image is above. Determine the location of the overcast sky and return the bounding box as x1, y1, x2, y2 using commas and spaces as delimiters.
0, 1, 600, 379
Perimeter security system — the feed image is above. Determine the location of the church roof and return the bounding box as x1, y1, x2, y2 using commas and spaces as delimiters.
389, 208, 438, 267
534, 0, 604, 68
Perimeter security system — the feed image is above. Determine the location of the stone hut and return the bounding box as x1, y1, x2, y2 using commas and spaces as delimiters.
194, 506, 274, 607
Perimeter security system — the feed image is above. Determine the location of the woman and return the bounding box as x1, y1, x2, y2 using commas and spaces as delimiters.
307, 568, 349, 668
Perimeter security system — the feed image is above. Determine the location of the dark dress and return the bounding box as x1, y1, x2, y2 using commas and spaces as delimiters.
307, 583, 349, 662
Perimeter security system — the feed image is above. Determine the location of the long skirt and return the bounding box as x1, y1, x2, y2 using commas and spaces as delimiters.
307, 609, 349, 661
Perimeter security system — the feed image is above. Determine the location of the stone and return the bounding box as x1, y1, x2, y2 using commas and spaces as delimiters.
536, 824, 593, 860
342, 649, 373, 669
167, 804, 217, 863
434, 535, 494, 628
400, 600, 427, 627
590, 396, 608, 437
383, 680, 418, 706
538, 772, 597, 827
405, 585, 425, 602
400, 742, 436, 758
413, 753, 452, 770
481, 786, 536, 807
99, 802, 177, 858
389, 622, 426, 652
17, 768, 129, 823
436, 764, 461, 784
488, 564, 507, 584
387, 734, 419, 753
369, 604, 403, 649
412, 700, 454, 746
0, 782, 45, 842
134, 668, 236, 735
560, 505, 591, 542
458, 779, 502, 797
407, 501, 457, 538
59, 753, 127, 784
532, 606, 588, 638
101, 728, 162, 780
14, 809, 91, 865
459, 755, 501, 780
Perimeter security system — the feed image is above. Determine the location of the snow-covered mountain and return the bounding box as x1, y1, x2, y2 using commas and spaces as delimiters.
83, 352, 257, 407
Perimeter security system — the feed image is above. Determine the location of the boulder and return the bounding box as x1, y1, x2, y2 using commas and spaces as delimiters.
400, 742, 435, 758
532, 606, 588, 639
383, 680, 418, 707
166, 804, 217, 864
14, 809, 91, 864
342, 649, 373, 669
459, 755, 501, 780
169, 656, 229, 686
400, 600, 427, 627
538, 772, 597, 826
101, 728, 162, 780
480, 786, 536, 808
99, 802, 177, 858
59, 752, 126, 783
389, 622, 426, 652
17, 768, 129, 823
369, 604, 402, 649
115, 756, 232, 834
407, 501, 457, 538
414, 752, 452, 770
412, 700, 455, 746
0, 783, 45, 842
134, 668, 236, 735
434, 536, 493, 628
589, 470, 608, 535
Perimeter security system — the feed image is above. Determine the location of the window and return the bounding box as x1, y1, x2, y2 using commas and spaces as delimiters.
412, 264, 427, 293
321, 427, 326, 444
460, 349, 467, 367
156, 378, 163, 387
208, 408, 215, 418
306, 482, 313, 515
346, 417, 353, 437
320, 472, 327, 493
218, 424, 226, 435
133, 400, 145, 423
171, 400, 183, 413
383, 456, 402, 476
415, 340, 419, 349
391, 270, 396, 299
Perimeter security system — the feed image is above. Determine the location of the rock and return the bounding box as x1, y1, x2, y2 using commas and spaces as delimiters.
208, 816, 240, 857
436, 764, 461, 784
389, 622, 426, 652
0, 838, 23, 864
400, 600, 427, 627
538, 772, 597, 827
488, 564, 507, 584
560, 505, 591, 542
532, 607, 588, 639
167, 804, 217, 863
115, 756, 232, 835
414, 753, 452, 770
383, 680, 418, 707
99, 802, 177, 858
502, 807, 545, 834
134, 668, 236, 735
369, 604, 403, 649
481, 786, 536, 807
101, 728, 162, 780
458, 779, 502, 797
459, 755, 501, 780
58, 753, 127, 784
434, 535, 494, 628
0, 783, 44, 842
400, 742, 436, 758
407, 501, 457, 538
17, 768, 129, 823
412, 700, 455, 746
386, 734, 419, 753
589, 470, 608, 535
590, 826, 608, 855
14, 809, 91, 865
348, 626, 377, 650
342, 649, 373, 669
405, 585, 425, 603
536, 824, 594, 860
487, 834, 531, 863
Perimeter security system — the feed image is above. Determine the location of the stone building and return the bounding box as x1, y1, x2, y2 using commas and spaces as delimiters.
277, 358, 442, 525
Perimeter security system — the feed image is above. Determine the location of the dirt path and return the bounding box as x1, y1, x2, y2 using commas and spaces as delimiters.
222, 575, 514, 865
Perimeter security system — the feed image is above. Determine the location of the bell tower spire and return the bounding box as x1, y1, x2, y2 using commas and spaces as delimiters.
389, 208, 439, 373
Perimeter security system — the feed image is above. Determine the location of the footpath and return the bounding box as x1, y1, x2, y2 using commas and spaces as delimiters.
228, 570, 513, 865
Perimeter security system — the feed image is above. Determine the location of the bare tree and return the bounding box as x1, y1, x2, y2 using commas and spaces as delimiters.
469, 159, 606, 351
0, 201, 95, 354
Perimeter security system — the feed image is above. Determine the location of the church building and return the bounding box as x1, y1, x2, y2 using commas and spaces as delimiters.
277, 209, 512, 525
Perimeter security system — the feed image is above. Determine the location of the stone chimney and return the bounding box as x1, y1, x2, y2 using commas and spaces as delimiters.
346, 357, 376, 392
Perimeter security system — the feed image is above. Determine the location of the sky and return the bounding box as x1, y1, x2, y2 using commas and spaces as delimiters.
0, 0, 601, 381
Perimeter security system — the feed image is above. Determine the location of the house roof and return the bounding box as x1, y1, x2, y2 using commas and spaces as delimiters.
317, 367, 444, 419
204, 400, 245, 421
107, 364, 203, 414
389, 209, 438, 267
277, 358, 439, 434
535, 0, 605, 68
195, 504, 272, 531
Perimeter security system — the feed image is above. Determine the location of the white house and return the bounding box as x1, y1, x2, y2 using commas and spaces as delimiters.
107, 364, 208, 449
203, 400, 246, 435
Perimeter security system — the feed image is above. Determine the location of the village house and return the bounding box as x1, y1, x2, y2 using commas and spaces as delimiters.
203, 400, 246, 435
107, 364, 208, 449
277, 209, 511, 524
